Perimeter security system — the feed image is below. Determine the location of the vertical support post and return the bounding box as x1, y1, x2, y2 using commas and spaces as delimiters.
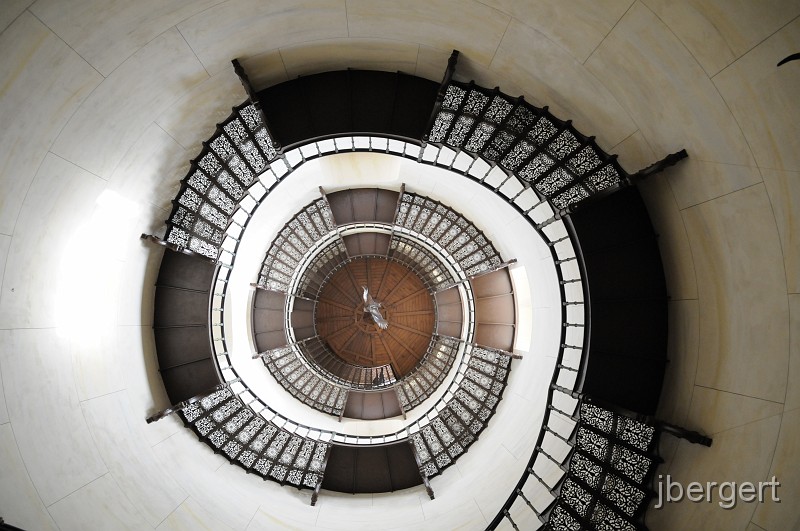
421, 50, 460, 145
311, 444, 333, 506
387, 183, 406, 257
395, 388, 407, 420
503, 510, 520, 531
408, 440, 435, 500
338, 390, 349, 423
231, 58, 283, 156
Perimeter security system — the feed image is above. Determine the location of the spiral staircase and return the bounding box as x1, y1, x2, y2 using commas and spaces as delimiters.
142, 51, 710, 530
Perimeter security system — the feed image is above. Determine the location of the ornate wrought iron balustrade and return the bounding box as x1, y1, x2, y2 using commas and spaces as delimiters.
179, 386, 331, 491
409, 344, 513, 480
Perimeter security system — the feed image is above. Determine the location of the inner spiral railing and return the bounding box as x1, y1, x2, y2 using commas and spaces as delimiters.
204, 135, 584, 507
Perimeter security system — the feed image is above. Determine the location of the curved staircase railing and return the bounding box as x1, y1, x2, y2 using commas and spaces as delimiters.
143, 51, 706, 518
148, 132, 584, 503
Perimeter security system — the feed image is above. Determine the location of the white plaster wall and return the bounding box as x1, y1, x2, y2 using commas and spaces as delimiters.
0, 2, 798, 530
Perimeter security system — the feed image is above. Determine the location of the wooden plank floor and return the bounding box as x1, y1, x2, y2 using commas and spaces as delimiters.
315, 257, 434, 377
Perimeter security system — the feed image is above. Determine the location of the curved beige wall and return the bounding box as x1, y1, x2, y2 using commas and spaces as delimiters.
0, 2, 798, 530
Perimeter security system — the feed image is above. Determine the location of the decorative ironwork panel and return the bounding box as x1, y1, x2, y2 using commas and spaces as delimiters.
601, 474, 646, 517
616, 417, 656, 452
609, 444, 652, 483
388, 234, 453, 291
409, 345, 512, 479
164, 102, 281, 259
580, 402, 615, 433
542, 400, 664, 530
561, 478, 592, 518
442, 85, 466, 111
397, 335, 460, 411
577, 427, 610, 462
589, 502, 637, 531
260, 338, 353, 417
549, 503, 583, 531
179, 389, 327, 491
395, 192, 502, 282
257, 197, 338, 295
425, 81, 631, 213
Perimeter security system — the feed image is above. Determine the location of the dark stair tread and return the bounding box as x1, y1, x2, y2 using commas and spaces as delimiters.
156, 249, 215, 292
257, 70, 438, 148
160, 359, 220, 404
154, 326, 212, 370
154, 286, 209, 327
321, 443, 422, 494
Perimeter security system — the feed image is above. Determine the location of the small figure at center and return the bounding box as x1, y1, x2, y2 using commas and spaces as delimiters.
362, 286, 389, 330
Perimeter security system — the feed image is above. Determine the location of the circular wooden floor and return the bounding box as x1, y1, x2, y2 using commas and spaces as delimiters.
315, 257, 435, 377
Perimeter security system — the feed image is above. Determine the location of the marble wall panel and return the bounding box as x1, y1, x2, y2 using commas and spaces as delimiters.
713, 17, 800, 172
0, 354, 7, 425
50, 28, 208, 179
586, 2, 755, 167
279, 39, 419, 79
482, 0, 634, 62
439, 433, 520, 520
347, 0, 510, 67
489, 19, 637, 151
417, 497, 487, 530
415, 45, 517, 90
0, 12, 102, 235
156, 497, 235, 531
71, 323, 126, 402
786, 295, 800, 412
369, 490, 427, 529
48, 473, 150, 530
120, 325, 183, 447
656, 300, 699, 426
0, 154, 106, 329
30, 0, 222, 76
153, 430, 262, 530
236, 49, 288, 92
611, 129, 655, 170
0, 0, 32, 33
156, 71, 246, 152
761, 168, 800, 294
663, 159, 763, 210
315, 491, 375, 531
250, 490, 322, 530
684, 185, 789, 403
648, 415, 781, 530
108, 123, 188, 213
686, 386, 783, 435
642, 0, 800, 77
0, 233, 9, 308
0, 328, 107, 506
116, 236, 164, 328
0, 424, 59, 531
751, 408, 800, 530
82, 391, 187, 527
177, 0, 348, 75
